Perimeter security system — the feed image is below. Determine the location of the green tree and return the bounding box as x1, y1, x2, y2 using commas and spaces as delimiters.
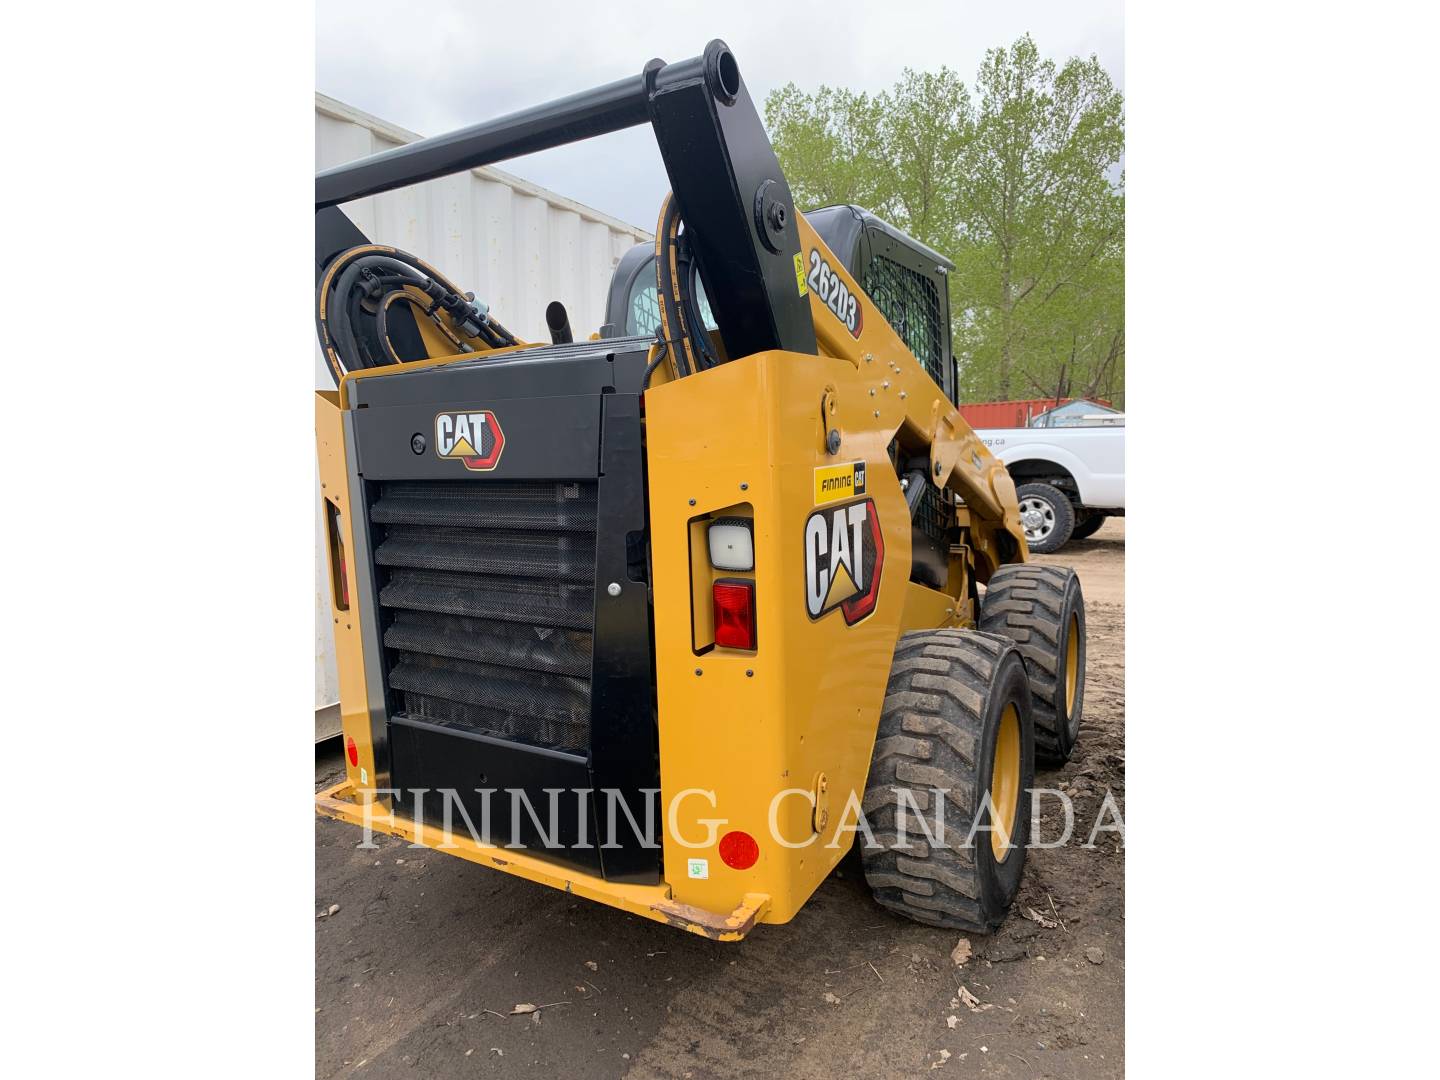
766, 35, 1125, 406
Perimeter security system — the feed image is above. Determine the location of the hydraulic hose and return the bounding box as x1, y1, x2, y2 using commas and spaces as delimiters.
315, 245, 519, 384
653, 192, 719, 381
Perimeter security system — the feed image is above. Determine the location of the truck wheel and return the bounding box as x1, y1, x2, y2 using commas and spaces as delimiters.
1070, 512, 1105, 541
980, 565, 1086, 766
861, 629, 1035, 933
1016, 482, 1074, 554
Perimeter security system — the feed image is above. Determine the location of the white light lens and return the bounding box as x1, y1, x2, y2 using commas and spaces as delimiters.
708, 520, 754, 571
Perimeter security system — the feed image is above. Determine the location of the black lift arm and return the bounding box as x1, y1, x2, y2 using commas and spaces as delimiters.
315, 40, 817, 362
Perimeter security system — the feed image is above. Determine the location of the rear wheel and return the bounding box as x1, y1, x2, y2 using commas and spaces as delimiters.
861, 630, 1035, 933
1070, 512, 1105, 541
980, 565, 1086, 766
1016, 482, 1075, 554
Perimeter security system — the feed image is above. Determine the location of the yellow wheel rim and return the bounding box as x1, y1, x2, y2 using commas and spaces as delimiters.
990, 703, 1021, 861
1064, 613, 1080, 713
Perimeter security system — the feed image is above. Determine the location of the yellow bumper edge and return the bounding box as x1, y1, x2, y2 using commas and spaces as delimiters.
315, 782, 770, 941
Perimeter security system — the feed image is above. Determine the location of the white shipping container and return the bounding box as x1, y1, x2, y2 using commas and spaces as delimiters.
313, 93, 652, 735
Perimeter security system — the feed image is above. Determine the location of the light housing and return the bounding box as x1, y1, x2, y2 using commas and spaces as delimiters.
707, 517, 754, 572
712, 578, 757, 650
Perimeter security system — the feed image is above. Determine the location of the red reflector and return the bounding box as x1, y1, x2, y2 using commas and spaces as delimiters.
719, 830, 760, 870
713, 579, 756, 650
345, 736, 358, 767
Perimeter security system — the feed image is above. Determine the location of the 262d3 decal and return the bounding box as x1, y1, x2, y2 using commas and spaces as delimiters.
803, 497, 884, 625
806, 249, 863, 338
434, 410, 506, 471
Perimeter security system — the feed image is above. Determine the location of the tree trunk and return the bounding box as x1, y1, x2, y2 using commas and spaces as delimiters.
998, 251, 1014, 398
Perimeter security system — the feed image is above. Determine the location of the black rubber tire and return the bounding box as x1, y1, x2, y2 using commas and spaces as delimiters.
1016, 482, 1075, 554
980, 564, 1086, 766
861, 629, 1035, 933
1070, 513, 1105, 541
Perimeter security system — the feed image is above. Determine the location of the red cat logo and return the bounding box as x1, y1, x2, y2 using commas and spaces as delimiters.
434, 410, 505, 471
803, 497, 884, 625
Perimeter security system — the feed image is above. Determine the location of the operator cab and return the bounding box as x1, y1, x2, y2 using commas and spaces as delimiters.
604, 205, 956, 405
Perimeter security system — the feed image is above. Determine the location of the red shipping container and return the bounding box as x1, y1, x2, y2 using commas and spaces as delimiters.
958, 397, 1111, 429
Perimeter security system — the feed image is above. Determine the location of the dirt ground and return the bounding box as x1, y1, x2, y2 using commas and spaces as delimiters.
316, 520, 1125, 1078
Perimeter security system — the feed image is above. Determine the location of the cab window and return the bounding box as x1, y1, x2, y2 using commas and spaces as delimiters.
625, 259, 717, 337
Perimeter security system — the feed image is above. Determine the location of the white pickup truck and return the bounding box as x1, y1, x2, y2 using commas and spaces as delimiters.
976, 424, 1125, 553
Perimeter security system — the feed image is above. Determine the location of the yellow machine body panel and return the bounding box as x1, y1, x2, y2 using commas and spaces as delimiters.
645, 348, 921, 922
643, 222, 1026, 922
316, 390, 376, 796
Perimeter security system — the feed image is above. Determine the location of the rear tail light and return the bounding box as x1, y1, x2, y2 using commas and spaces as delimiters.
713, 579, 756, 650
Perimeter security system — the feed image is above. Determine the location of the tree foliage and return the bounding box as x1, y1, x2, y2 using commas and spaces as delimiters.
765, 35, 1125, 405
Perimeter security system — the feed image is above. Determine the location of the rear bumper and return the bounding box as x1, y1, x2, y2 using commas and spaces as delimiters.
315, 782, 770, 941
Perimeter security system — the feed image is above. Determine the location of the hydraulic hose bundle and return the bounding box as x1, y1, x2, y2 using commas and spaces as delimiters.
652, 193, 719, 383
315, 245, 518, 386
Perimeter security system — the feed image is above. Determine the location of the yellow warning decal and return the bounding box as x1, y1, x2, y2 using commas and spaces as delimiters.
794, 252, 808, 296
814, 460, 867, 505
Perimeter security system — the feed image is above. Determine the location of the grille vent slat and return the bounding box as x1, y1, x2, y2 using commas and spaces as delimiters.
370, 479, 597, 754
379, 569, 594, 631
383, 611, 593, 678
371, 480, 597, 531
388, 653, 590, 723
375, 524, 596, 580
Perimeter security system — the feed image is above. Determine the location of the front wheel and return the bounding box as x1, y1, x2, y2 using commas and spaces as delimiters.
1016, 482, 1075, 554
980, 565, 1086, 766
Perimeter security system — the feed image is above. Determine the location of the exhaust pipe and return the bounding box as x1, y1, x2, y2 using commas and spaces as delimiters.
545, 300, 574, 344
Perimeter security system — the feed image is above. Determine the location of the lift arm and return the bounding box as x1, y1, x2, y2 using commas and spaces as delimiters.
316, 40, 814, 362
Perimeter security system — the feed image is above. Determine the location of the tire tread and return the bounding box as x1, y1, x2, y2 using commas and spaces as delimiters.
862, 629, 1025, 933
979, 564, 1084, 765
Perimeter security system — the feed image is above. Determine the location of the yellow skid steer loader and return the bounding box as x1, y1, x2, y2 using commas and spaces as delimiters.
314, 40, 1086, 940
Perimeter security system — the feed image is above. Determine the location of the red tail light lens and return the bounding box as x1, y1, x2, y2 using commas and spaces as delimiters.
712, 580, 756, 650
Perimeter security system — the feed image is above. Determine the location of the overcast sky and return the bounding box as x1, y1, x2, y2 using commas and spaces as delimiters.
316, 0, 1124, 230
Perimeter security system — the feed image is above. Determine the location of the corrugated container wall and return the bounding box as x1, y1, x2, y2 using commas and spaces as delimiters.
958, 398, 1112, 429
313, 93, 653, 730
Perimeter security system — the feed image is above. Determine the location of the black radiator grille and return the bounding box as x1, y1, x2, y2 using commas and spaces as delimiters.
370, 480, 597, 754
